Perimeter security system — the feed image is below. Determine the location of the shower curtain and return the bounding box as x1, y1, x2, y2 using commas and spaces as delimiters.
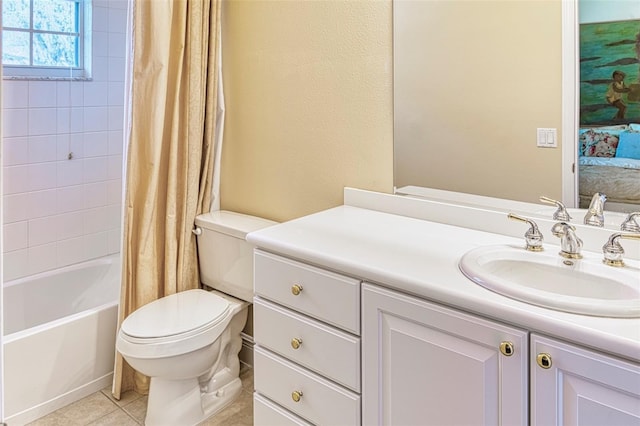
113, 0, 223, 398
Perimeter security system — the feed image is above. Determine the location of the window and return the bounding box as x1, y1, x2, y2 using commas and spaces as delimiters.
2, 0, 90, 79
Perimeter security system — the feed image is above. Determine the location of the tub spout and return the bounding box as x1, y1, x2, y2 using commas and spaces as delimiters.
584, 192, 606, 227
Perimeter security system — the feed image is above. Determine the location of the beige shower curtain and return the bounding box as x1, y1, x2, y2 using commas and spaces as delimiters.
112, 0, 222, 399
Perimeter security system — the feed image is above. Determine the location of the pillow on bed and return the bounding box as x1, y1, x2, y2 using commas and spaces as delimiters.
629, 123, 640, 131
616, 131, 640, 160
579, 129, 619, 157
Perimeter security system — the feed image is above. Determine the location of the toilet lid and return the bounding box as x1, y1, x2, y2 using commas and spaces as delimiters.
120, 289, 231, 339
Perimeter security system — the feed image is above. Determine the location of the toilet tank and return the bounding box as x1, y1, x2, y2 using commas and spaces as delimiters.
194, 211, 276, 302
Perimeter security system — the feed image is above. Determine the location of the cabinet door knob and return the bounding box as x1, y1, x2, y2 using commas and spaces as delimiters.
500, 341, 515, 356
537, 353, 553, 369
291, 390, 303, 402
291, 338, 303, 349
291, 284, 303, 296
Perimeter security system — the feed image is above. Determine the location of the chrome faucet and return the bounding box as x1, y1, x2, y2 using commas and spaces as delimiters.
551, 222, 583, 259
620, 212, 640, 233
602, 232, 640, 267
539, 196, 572, 221
507, 213, 544, 251
584, 192, 606, 227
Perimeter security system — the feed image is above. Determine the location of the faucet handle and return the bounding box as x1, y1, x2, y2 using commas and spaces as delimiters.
621, 212, 640, 233
603, 232, 640, 267
508, 213, 544, 252
539, 196, 572, 222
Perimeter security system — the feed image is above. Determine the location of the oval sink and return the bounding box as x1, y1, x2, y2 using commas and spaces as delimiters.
459, 245, 640, 318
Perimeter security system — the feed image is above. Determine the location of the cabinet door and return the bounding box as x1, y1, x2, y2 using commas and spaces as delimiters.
362, 283, 528, 426
531, 334, 640, 426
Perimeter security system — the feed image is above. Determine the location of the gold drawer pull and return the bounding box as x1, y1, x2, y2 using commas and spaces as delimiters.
500, 341, 514, 356
291, 284, 303, 296
291, 390, 303, 402
537, 353, 552, 369
291, 338, 303, 350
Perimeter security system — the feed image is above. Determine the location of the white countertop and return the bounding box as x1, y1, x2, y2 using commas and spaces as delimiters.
247, 204, 640, 362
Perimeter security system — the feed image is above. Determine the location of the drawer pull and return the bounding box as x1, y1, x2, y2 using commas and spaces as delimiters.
291, 284, 303, 296
291, 390, 303, 402
500, 341, 514, 356
291, 337, 303, 349
537, 353, 552, 369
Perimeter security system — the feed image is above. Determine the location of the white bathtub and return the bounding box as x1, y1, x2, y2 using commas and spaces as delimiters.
3, 255, 121, 425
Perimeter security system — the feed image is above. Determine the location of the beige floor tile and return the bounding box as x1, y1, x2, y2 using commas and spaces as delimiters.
86, 408, 140, 426
198, 390, 253, 426
121, 396, 148, 424
26, 410, 83, 426
56, 392, 119, 424
100, 386, 144, 407
240, 367, 254, 393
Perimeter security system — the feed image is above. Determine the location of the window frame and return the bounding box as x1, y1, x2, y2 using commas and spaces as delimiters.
2, 0, 91, 80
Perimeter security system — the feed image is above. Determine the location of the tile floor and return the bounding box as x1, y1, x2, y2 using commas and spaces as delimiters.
24, 367, 254, 426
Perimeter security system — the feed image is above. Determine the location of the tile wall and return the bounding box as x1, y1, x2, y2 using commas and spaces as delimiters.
2, 0, 128, 281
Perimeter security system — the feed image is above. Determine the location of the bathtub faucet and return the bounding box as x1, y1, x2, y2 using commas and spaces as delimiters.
584, 192, 606, 227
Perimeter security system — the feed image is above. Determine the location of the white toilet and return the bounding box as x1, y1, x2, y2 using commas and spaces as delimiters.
116, 211, 275, 426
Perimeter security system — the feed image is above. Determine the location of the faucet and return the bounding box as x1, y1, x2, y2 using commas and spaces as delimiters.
620, 212, 640, 233
507, 213, 544, 251
602, 232, 640, 267
539, 196, 572, 221
584, 192, 606, 227
551, 222, 583, 259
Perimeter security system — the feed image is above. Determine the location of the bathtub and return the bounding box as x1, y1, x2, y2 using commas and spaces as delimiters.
3, 255, 121, 425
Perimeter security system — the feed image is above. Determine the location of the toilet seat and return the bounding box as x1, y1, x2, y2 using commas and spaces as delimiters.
117, 289, 235, 359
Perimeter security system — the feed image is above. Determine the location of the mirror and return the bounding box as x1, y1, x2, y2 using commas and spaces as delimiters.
393, 0, 640, 214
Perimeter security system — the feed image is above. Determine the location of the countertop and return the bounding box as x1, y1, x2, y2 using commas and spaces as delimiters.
247, 204, 640, 362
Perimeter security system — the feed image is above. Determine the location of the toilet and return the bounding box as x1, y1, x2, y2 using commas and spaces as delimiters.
116, 211, 275, 426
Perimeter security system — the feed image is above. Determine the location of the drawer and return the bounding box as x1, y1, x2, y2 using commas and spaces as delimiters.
254, 346, 361, 426
254, 297, 361, 392
254, 250, 360, 334
254, 393, 313, 426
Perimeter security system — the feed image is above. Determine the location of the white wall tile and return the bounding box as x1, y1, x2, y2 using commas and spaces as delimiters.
3, 108, 29, 138
84, 157, 108, 183
57, 107, 71, 133
106, 204, 122, 229
69, 133, 85, 159
85, 206, 110, 233
85, 132, 109, 157
27, 243, 58, 275
70, 107, 84, 133
108, 106, 124, 130
108, 57, 126, 82
3, 165, 31, 195
84, 232, 109, 260
3, 137, 29, 166
70, 82, 84, 107
3, 193, 31, 224
28, 135, 58, 163
29, 81, 57, 108
28, 162, 57, 191
57, 159, 85, 187
3, 81, 29, 109
108, 32, 126, 58
109, 7, 128, 32
4, 249, 28, 281
93, 31, 109, 57
108, 82, 125, 106
107, 179, 123, 204
28, 108, 57, 136
57, 236, 86, 267
57, 185, 85, 213
107, 227, 122, 253
92, 56, 109, 82
93, 6, 110, 32
84, 181, 108, 208
28, 190, 58, 219
28, 216, 58, 247
4, 222, 28, 252
84, 82, 109, 107
107, 154, 123, 179
108, 130, 123, 155
56, 211, 86, 240
56, 134, 71, 161
84, 107, 109, 132
109, 0, 129, 10
56, 82, 71, 107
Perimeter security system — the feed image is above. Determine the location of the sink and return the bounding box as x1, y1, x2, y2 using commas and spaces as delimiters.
459, 245, 640, 318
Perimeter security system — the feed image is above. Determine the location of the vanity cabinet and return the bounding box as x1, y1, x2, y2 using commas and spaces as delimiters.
531, 334, 640, 425
253, 250, 362, 426
362, 283, 529, 426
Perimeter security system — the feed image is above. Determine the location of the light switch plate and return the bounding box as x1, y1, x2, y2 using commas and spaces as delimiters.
537, 128, 557, 148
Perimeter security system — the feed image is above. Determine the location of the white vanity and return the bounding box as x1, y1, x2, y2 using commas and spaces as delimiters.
248, 188, 640, 425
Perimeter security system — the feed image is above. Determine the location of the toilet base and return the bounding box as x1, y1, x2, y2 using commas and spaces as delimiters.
144, 376, 243, 426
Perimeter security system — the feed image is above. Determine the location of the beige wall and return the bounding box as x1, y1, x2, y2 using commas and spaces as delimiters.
221, 0, 563, 222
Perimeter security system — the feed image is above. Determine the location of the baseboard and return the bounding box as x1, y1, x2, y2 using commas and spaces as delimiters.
4, 373, 113, 425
